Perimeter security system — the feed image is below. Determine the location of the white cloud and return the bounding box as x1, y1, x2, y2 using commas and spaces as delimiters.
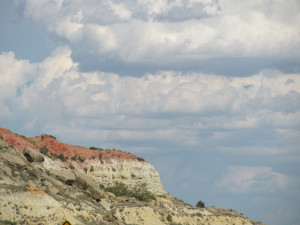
0, 51, 36, 118
217, 166, 291, 193
0, 47, 299, 154
17, 0, 300, 65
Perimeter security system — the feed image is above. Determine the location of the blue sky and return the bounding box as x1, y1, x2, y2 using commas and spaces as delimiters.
1, 0, 300, 224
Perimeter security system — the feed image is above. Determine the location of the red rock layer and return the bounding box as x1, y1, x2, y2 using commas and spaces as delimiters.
0, 127, 138, 161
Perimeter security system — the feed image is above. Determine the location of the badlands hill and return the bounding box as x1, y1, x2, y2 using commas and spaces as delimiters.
0, 127, 265, 225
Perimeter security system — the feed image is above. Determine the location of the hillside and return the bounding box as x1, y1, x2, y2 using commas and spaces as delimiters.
0, 127, 265, 225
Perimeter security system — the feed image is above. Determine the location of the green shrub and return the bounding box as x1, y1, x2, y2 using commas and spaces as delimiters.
84, 167, 88, 173
137, 157, 145, 162
130, 182, 155, 201
49, 135, 56, 140
90, 166, 94, 172
71, 155, 77, 161
90, 146, 103, 150
70, 164, 75, 169
104, 182, 155, 202
40, 146, 49, 156
167, 214, 172, 222
78, 156, 85, 163
57, 153, 67, 162
105, 182, 130, 197
196, 200, 205, 208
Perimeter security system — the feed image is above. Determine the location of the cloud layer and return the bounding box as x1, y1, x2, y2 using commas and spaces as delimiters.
1, 47, 299, 155
16, 0, 300, 73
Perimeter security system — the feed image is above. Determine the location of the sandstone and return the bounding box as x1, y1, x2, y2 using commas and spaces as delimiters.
45, 176, 66, 190
23, 147, 44, 163
117, 196, 137, 203
0, 191, 82, 225
49, 168, 76, 185
103, 212, 117, 222
73, 170, 98, 190
0, 139, 11, 148
43, 180, 60, 195
106, 191, 116, 199
1, 152, 27, 168
92, 192, 103, 202
89, 159, 166, 195
2, 164, 12, 177
115, 206, 164, 225
100, 199, 112, 211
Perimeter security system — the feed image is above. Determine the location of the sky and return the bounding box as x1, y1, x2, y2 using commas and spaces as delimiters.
0, 0, 300, 224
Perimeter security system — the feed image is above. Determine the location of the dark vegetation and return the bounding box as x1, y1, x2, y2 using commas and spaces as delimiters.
39, 146, 49, 156
137, 157, 145, 162
0, 220, 17, 225
48, 135, 56, 140
78, 156, 85, 163
55, 153, 67, 162
90, 146, 103, 150
196, 200, 205, 208
167, 214, 172, 222
104, 182, 155, 202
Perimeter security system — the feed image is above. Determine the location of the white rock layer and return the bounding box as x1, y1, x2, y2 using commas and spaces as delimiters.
78, 159, 166, 195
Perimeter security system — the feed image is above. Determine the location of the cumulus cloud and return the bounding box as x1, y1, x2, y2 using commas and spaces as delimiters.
15, 0, 300, 70
0, 47, 299, 154
217, 166, 292, 193
0, 51, 36, 118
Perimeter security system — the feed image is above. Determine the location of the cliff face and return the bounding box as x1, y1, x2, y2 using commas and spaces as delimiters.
85, 159, 165, 195
0, 127, 265, 225
0, 127, 165, 195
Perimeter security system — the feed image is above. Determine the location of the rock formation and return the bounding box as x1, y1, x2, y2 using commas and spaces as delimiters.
0, 127, 265, 225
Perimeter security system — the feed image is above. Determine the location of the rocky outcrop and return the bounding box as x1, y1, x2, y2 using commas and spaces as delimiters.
0, 128, 266, 225
0, 140, 28, 168
1, 152, 27, 168
49, 168, 76, 185
73, 170, 98, 190
0, 127, 166, 195
79, 159, 166, 195
23, 147, 44, 163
